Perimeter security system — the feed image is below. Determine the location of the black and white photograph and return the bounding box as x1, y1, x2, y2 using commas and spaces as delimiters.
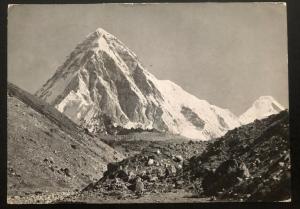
6, 2, 290, 203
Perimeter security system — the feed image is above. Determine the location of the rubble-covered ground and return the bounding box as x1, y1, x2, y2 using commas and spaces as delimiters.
100, 132, 208, 158
188, 110, 290, 201
60, 138, 209, 203
59, 111, 290, 203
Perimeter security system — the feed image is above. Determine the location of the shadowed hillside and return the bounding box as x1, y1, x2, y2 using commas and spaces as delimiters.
7, 82, 124, 202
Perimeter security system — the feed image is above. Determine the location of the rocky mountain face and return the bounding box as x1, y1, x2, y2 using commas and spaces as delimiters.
35, 28, 241, 140
239, 96, 285, 125
7, 82, 124, 198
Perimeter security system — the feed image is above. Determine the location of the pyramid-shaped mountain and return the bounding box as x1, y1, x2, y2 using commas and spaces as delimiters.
36, 28, 241, 140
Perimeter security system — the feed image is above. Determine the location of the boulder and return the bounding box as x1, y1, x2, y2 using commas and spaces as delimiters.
149, 176, 159, 182
107, 162, 119, 173
116, 170, 129, 181
62, 168, 71, 177
254, 158, 261, 165
165, 165, 177, 177
128, 171, 136, 181
238, 162, 250, 178
148, 159, 154, 166
177, 164, 183, 170
201, 170, 217, 195
202, 159, 251, 195
135, 177, 144, 196
174, 155, 184, 162
171, 165, 177, 174
215, 159, 239, 177
175, 180, 184, 189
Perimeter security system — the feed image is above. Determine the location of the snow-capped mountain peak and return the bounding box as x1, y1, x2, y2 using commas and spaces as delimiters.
36, 28, 242, 140
95, 27, 111, 35
239, 96, 285, 125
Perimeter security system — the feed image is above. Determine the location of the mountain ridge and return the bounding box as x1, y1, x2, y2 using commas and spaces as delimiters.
35, 28, 243, 140
35, 28, 284, 140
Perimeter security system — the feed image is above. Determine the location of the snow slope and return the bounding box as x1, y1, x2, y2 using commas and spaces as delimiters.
36, 28, 241, 140
239, 96, 285, 125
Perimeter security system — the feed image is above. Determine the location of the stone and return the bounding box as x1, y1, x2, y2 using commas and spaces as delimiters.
202, 159, 251, 196
215, 159, 239, 177
128, 171, 136, 180
210, 196, 216, 201
175, 180, 184, 188
175, 155, 184, 162
135, 177, 144, 196
149, 176, 159, 182
254, 158, 261, 164
63, 168, 71, 177
107, 163, 119, 173
148, 158, 154, 166
239, 162, 250, 178
236, 177, 243, 183
284, 154, 290, 161
170, 165, 177, 174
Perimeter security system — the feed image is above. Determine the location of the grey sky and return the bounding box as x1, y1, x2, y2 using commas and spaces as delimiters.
8, 3, 288, 115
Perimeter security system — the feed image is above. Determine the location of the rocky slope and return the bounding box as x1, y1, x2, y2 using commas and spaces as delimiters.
239, 96, 285, 125
7, 82, 124, 199
59, 138, 209, 203
35, 28, 241, 140
61, 111, 290, 203
189, 110, 290, 201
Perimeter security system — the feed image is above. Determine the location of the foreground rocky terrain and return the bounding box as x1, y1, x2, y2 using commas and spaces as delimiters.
7, 83, 124, 203
57, 111, 290, 203
189, 110, 290, 201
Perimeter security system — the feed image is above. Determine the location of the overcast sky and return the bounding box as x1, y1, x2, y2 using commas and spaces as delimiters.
8, 3, 288, 115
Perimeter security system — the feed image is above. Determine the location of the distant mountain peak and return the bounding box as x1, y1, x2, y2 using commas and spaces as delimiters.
95, 27, 110, 34
239, 96, 285, 125
36, 27, 241, 140
94, 27, 116, 37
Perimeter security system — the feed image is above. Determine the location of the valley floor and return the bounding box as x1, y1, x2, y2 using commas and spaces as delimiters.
62, 190, 212, 204
7, 190, 212, 204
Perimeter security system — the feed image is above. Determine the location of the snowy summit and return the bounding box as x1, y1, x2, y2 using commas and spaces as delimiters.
239, 96, 285, 125
36, 28, 244, 140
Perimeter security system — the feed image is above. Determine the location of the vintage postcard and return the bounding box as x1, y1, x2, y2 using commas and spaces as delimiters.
7, 3, 289, 203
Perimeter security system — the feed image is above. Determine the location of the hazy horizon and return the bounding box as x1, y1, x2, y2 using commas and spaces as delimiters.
8, 3, 288, 115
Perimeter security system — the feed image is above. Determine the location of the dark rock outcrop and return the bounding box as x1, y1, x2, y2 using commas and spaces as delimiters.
187, 110, 290, 201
